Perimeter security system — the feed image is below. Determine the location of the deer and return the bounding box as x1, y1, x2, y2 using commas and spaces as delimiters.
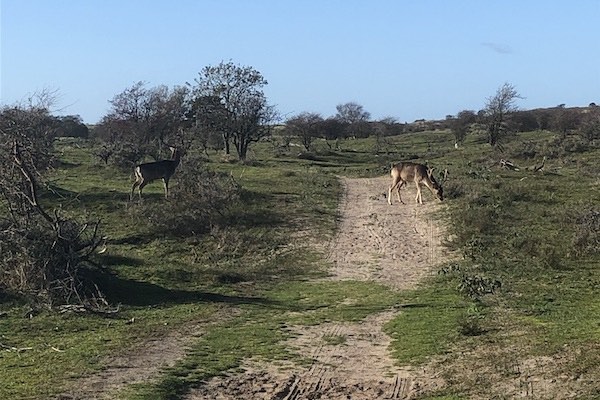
130, 146, 181, 200
388, 162, 444, 205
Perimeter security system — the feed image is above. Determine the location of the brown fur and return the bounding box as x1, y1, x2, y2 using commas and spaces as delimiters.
388, 162, 443, 205
130, 147, 181, 200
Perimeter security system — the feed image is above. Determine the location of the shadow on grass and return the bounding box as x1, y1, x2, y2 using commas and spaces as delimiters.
96, 253, 145, 267
110, 233, 164, 246
76, 190, 129, 204
91, 270, 280, 309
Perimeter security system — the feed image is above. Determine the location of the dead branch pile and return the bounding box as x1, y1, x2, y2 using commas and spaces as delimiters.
0, 103, 107, 310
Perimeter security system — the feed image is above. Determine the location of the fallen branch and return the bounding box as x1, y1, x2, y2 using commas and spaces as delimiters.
500, 159, 520, 171
526, 156, 546, 173
48, 344, 65, 352
1, 343, 33, 352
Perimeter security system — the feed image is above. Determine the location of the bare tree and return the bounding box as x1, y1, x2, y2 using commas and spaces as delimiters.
318, 118, 347, 149
285, 112, 324, 151
451, 110, 478, 146
192, 61, 277, 161
372, 117, 401, 154
580, 106, 600, 142
97, 82, 190, 168
483, 83, 522, 146
551, 107, 581, 138
335, 102, 371, 124
335, 102, 371, 138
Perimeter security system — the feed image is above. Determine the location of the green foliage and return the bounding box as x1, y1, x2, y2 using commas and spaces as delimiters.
2, 127, 599, 399
385, 279, 466, 364
128, 281, 400, 398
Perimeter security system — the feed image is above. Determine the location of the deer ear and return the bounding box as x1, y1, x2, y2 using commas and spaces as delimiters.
428, 168, 435, 177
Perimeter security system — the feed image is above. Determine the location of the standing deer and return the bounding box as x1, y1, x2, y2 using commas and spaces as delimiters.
388, 162, 444, 205
130, 146, 181, 200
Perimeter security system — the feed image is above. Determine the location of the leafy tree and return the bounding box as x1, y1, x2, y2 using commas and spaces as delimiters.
189, 95, 228, 154
192, 61, 277, 161
285, 112, 323, 151
483, 83, 522, 146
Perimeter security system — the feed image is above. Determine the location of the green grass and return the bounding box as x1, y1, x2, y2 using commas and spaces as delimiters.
2, 130, 599, 399
124, 280, 401, 399
385, 278, 468, 365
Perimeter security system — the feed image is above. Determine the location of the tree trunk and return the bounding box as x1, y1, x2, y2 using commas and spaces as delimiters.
222, 132, 230, 154
237, 137, 248, 161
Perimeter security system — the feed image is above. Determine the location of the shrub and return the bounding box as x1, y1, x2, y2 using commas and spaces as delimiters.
571, 209, 600, 258
458, 275, 501, 300
130, 156, 241, 236
0, 216, 104, 307
0, 103, 105, 308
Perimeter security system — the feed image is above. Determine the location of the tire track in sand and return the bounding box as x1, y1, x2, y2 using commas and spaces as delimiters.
186, 176, 447, 400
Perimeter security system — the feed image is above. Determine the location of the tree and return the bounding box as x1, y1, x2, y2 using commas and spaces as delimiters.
97, 82, 190, 167
451, 110, 477, 145
317, 118, 347, 149
580, 107, 600, 142
55, 115, 89, 138
189, 95, 228, 154
372, 117, 402, 154
285, 112, 323, 151
192, 61, 277, 161
483, 83, 522, 146
335, 102, 371, 138
551, 107, 581, 137
335, 102, 371, 124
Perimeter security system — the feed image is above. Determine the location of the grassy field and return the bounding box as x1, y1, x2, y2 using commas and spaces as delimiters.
0, 130, 598, 399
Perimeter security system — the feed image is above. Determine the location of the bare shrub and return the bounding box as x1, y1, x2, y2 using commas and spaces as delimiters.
441, 180, 466, 200
572, 209, 600, 258
0, 216, 104, 307
458, 275, 501, 300
130, 156, 241, 236
0, 103, 105, 308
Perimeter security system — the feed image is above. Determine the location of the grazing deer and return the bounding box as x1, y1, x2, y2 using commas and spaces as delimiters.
388, 162, 444, 205
130, 146, 181, 200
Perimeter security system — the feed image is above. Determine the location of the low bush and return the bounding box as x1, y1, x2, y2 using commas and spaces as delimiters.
129, 156, 242, 236
571, 208, 600, 258
0, 215, 104, 308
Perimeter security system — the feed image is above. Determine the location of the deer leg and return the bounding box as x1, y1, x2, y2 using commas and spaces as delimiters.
396, 181, 405, 204
388, 178, 404, 205
130, 181, 139, 201
163, 178, 169, 199
131, 177, 145, 201
415, 182, 423, 204
138, 180, 147, 199
388, 180, 397, 205
423, 181, 436, 197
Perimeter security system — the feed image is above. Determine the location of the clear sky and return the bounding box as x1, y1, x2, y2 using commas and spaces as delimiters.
1, 0, 599, 124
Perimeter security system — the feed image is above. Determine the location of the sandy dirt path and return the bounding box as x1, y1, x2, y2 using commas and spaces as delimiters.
60, 176, 447, 399
186, 176, 448, 399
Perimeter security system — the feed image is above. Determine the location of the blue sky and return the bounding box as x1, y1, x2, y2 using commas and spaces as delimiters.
1, 0, 599, 124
